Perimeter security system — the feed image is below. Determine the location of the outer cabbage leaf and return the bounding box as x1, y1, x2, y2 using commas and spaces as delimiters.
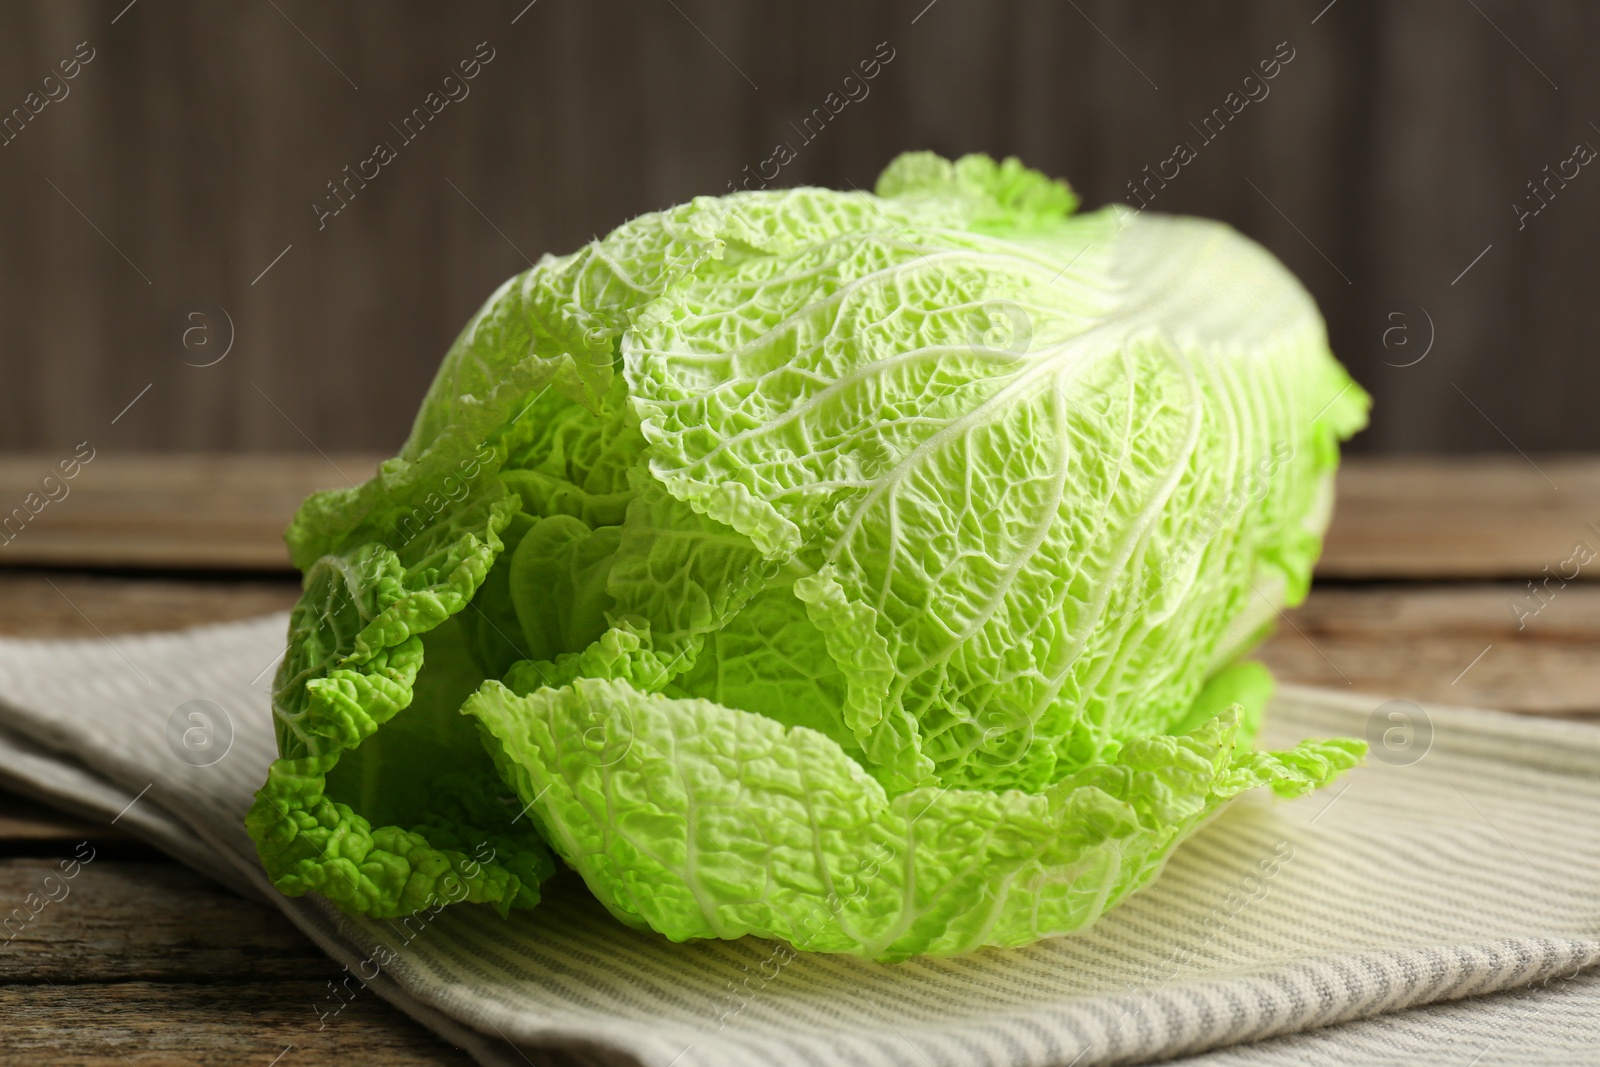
246, 483, 558, 917
465, 676, 1361, 961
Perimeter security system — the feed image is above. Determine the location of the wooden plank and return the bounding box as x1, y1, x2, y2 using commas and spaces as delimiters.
1319, 456, 1600, 580
0, 572, 299, 638
0, 858, 475, 1065
1258, 584, 1600, 719
4, 454, 1599, 577
0, 795, 127, 848
0, 454, 384, 571
0, 859, 321, 983
0, 982, 475, 1066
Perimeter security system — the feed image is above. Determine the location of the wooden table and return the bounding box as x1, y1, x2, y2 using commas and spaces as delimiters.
1, 454, 1596, 1064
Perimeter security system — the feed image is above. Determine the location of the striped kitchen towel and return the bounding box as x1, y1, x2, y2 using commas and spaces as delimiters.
0, 614, 1595, 1067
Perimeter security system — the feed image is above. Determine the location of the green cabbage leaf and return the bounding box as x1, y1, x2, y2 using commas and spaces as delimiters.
247, 152, 1368, 957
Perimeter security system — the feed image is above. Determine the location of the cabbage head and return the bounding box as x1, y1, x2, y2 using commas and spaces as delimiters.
247, 152, 1369, 960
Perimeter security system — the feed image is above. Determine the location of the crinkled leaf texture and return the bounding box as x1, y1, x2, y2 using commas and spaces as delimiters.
248, 151, 1369, 956
467, 676, 1359, 961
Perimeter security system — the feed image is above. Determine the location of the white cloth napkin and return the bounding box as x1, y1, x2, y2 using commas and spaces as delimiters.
0, 614, 1595, 1067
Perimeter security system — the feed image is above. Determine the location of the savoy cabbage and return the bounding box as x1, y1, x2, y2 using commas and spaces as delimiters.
247, 152, 1368, 960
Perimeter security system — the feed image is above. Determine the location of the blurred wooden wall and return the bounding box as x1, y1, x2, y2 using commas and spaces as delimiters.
2, 0, 1597, 456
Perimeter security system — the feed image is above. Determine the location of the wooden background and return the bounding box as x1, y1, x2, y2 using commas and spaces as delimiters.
2, 0, 1598, 457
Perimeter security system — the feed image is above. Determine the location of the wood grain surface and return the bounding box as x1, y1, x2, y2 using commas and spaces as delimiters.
0, 453, 384, 571
1316, 456, 1600, 580
0, 795, 129, 846
4, 453, 1598, 579
0, 860, 328, 983
0, 856, 476, 1065
1255, 585, 1600, 720
1, 984, 474, 1067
